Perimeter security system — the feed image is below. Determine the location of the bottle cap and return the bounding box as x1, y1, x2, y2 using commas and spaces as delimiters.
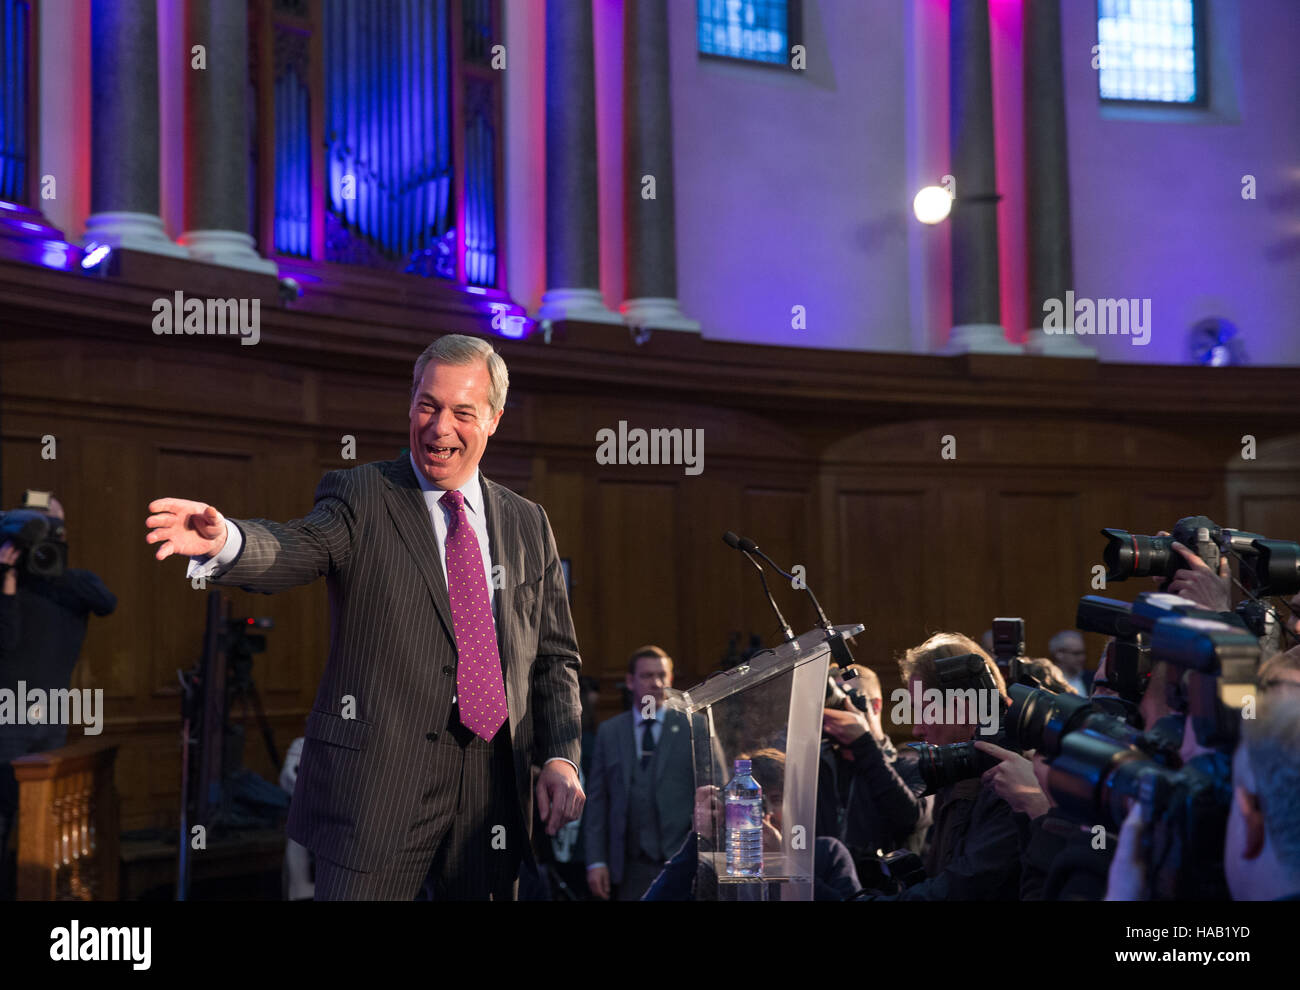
734, 758, 751, 773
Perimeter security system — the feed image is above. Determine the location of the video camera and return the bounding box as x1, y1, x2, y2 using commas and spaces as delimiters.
0, 491, 68, 578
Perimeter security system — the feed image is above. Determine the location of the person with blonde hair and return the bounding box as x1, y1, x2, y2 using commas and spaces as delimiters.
857, 632, 1021, 900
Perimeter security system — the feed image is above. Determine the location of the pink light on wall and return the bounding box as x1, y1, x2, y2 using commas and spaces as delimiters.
593, 0, 624, 315
908, 0, 954, 352
158, 0, 184, 241
38, 0, 92, 241
503, 0, 547, 311
988, 0, 1026, 344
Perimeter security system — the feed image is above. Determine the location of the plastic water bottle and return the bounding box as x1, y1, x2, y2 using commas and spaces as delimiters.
725, 758, 763, 876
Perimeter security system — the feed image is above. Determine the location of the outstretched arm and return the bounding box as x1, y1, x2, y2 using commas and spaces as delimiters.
146, 469, 358, 594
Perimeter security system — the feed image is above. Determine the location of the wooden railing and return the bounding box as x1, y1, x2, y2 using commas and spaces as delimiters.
12, 738, 120, 900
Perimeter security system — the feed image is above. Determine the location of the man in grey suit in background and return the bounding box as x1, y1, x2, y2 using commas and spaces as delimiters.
586, 645, 694, 900
145, 335, 584, 900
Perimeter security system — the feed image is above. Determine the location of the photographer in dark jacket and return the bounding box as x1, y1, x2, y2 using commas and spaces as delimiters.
860, 633, 1022, 901
0, 495, 116, 899
822, 665, 931, 860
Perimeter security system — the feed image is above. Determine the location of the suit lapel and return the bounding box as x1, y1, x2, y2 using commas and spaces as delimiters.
381, 456, 454, 644
619, 711, 635, 797
480, 474, 513, 660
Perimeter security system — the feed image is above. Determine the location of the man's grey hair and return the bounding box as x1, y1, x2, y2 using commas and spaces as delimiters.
1048, 629, 1084, 655
1244, 694, 1300, 880
410, 334, 509, 416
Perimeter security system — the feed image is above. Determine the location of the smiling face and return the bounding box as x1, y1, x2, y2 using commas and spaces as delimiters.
408, 360, 503, 491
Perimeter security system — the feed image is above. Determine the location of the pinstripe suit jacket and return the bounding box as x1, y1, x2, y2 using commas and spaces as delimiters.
208, 455, 582, 872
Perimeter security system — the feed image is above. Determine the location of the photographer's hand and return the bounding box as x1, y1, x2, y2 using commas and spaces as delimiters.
1151, 531, 1231, 611
974, 741, 1051, 819
0, 541, 18, 595
761, 813, 782, 852
1104, 802, 1150, 901
822, 707, 869, 747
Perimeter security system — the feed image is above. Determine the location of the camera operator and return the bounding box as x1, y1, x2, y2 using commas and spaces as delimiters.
859, 633, 1023, 900
821, 665, 932, 864
1107, 693, 1300, 901
0, 494, 116, 900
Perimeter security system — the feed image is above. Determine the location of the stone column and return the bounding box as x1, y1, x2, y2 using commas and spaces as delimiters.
620, 0, 698, 332
83, 0, 187, 256
1023, 0, 1092, 357
178, 0, 276, 273
537, 0, 618, 323
947, 0, 1015, 353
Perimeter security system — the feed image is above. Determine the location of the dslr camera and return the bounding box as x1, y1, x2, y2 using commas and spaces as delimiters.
1033, 592, 1260, 899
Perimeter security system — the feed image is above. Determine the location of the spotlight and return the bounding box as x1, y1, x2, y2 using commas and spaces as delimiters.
80, 243, 112, 270
913, 185, 953, 225
278, 277, 303, 302
487, 301, 531, 339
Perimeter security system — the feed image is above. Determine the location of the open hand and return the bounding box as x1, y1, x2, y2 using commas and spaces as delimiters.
146, 498, 228, 560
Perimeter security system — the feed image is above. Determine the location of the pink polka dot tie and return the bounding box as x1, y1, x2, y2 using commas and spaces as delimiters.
440, 490, 508, 741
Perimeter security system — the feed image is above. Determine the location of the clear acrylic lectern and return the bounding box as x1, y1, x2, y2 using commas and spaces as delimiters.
665, 624, 864, 901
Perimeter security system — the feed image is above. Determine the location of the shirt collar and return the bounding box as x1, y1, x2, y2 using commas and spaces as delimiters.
634, 707, 660, 727
408, 451, 484, 518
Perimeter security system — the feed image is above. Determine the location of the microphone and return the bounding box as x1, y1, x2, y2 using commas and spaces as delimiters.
733, 532, 858, 673
723, 531, 795, 643
735, 535, 834, 637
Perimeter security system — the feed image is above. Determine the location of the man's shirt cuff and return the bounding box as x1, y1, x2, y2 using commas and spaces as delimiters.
544, 756, 579, 776
185, 520, 242, 580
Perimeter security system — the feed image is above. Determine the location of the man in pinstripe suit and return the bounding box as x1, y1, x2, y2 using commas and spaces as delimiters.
145, 335, 584, 900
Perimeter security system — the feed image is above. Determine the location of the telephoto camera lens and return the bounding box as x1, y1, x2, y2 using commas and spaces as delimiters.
1004, 684, 1144, 759
905, 741, 998, 796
